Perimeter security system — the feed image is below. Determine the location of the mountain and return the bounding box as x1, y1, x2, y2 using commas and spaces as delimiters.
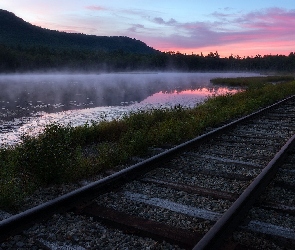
0, 9, 157, 54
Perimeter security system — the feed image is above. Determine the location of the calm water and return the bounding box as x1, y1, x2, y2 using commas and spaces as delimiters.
0, 72, 260, 146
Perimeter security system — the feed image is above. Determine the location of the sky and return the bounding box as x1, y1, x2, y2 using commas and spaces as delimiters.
1, 0, 295, 57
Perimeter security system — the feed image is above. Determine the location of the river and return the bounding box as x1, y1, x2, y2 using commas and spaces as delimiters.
0, 72, 260, 146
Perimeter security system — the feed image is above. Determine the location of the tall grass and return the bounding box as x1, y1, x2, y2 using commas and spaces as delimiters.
1, 76, 295, 210
210, 75, 294, 87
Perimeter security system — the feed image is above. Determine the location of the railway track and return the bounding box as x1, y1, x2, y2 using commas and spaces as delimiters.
1, 96, 295, 249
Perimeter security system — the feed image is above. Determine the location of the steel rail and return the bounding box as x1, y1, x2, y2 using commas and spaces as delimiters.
193, 132, 295, 250
0, 95, 295, 242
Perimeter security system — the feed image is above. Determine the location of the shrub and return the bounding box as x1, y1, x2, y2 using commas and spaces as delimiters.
1, 76, 295, 210
17, 123, 84, 185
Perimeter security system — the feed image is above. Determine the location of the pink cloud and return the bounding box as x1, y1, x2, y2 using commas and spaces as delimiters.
27, 5, 295, 58
237, 8, 295, 36
136, 8, 295, 57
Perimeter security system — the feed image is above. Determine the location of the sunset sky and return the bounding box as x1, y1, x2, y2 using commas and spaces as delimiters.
1, 0, 294, 57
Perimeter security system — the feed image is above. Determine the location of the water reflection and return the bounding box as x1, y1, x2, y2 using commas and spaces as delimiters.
137, 87, 238, 109
0, 72, 259, 146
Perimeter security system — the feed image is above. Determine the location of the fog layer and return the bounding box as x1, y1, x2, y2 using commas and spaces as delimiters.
0, 72, 260, 146
0, 72, 259, 117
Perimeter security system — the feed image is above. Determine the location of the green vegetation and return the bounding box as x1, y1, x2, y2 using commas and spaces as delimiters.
1, 9, 295, 72
1, 8, 295, 210
0, 10, 156, 54
1, 76, 295, 210
1, 43, 295, 73
211, 75, 295, 87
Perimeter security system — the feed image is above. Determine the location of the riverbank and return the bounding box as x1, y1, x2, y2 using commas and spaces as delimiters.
1, 75, 294, 210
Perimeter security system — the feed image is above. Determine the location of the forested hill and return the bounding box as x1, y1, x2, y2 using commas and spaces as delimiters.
0, 9, 156, 54
0, 9, 294, 73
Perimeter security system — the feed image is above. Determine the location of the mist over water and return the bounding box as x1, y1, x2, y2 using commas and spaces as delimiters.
0, 72, 260, 146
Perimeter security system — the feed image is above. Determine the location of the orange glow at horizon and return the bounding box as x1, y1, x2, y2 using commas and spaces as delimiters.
27, 19, 295, 58
160, 42, 293, 58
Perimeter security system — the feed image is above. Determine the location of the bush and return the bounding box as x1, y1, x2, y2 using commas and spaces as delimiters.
17, 123, 84, 185
1, 77, 295, 210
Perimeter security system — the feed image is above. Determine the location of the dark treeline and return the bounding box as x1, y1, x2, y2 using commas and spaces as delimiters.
0, 9, 294, 73
1, 45, 295, 73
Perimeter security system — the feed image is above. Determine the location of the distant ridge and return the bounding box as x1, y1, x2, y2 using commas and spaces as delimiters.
1, 9, 294, 73
0, 9, 157, 54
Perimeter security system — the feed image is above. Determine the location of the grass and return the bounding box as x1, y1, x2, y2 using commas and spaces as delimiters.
1, 75, 295, 210
210, 75, 294, 87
